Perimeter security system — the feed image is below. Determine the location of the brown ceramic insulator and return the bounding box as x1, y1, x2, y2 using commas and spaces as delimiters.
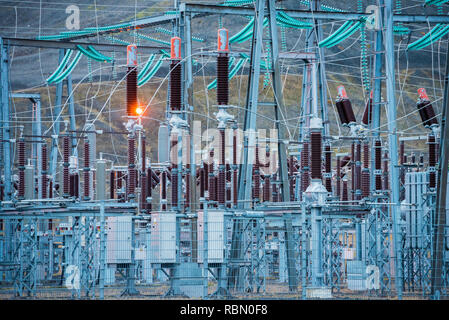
226, 163, 231, 182
204, 160, 209, 192
218, 130, 226, 205
342, 99, 356, 123
428, 134, 436, 188
218, 171, 225, 205
375, 140, 382, 191
128, 137, 136, 198
362, 143, 370, 198
362, 98, 373, 126
226, 184, 232, 208
161, 171, 167, 210
217, 54, 229, 105
49, 180, 53, 198
325, 145, 331, 173
41, 144, 48, 199
289, 156, 295, 201
110, 171, 115, 199
428, 135, 436, 167
127, 66, 138, 117
62, 136, 71, 197
375, 140, 382, 171
186, 171, 191, 209
171, 168, 178, 208
356, 142, 362, 198
117, 171, 122, 189
383, 151, 389, 191
301, 142, 310, 193
351, 143, 355, 200
336, 156, 341, 198
436, 143, 440, 163
146, 168, 152, 213
324, 145, 332, 192
310, 131, 322, 180
411, 153, 416, 164
429, 171, 436, 189
417, 101, 429, 127
424, 101, 438, 126
140, 137, 147, 211
140, 171, 147, 212
220, 130, 225, 164
209, 168, 215, 202
342, 180, 348, 201
48, 219, 52, 231
74, 173, 79, 199
199, 166, 205, 198
417, 100, 439, 127
335, 100, 349, 125
263, 175, 270, 202
170, 61, 182, 111
69, 174, 74, 196
233, 128, 237, 165
214, 176, 218, 204
253, 145, 260, 201
362, 171, 370, 198
363, 143, 369, 169
17, 139, 25, 199
83, 140, 90, 200
233, 170, 238, 207
141, 136, 146, 172
400, 141, 405, 165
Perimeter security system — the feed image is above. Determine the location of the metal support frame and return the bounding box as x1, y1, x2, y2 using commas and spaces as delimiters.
384, 0, 403, 300
0, 37, 11, 201
431, 31, 449, 300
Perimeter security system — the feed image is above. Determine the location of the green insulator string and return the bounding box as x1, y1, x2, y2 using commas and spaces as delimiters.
263, 27, 271, 88
281, 25, 287, 51
109, 38, 117, 80
280, 3, 287, 52
357, 0, 363, 13
360, 25, 370, 96
395, 0, 403, 28
219, 15, 223, 29
438, 5, 443, 15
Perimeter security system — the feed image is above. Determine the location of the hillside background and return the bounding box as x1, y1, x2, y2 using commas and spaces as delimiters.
0, 0, 446, 166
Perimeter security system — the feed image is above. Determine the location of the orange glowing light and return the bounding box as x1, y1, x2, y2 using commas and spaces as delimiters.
136, 107, 143, 115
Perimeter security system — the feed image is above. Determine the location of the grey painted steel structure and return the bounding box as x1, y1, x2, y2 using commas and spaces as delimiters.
1, 38, 167, 53
384, 0, 403, 300
432, 34, 449, 299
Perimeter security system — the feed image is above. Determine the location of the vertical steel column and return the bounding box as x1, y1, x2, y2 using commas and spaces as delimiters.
237, 0, 265, 207
431, 35, 449, 300
99, 203, 105, 300
50, 49, 64, 189
267, 0, 297, 291
0, 37, 11, 200
34, 99, 42, 198
314, 0, 330, 136
385, 0, 403, 299
66, 74, 77, 157
371, 6, 383, 192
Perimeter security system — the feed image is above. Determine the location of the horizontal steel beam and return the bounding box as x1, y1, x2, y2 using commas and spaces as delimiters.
10, 93, 41, 101
180, 3, 449, 24
2, 37, 168, 53
54, 14, 178, 41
